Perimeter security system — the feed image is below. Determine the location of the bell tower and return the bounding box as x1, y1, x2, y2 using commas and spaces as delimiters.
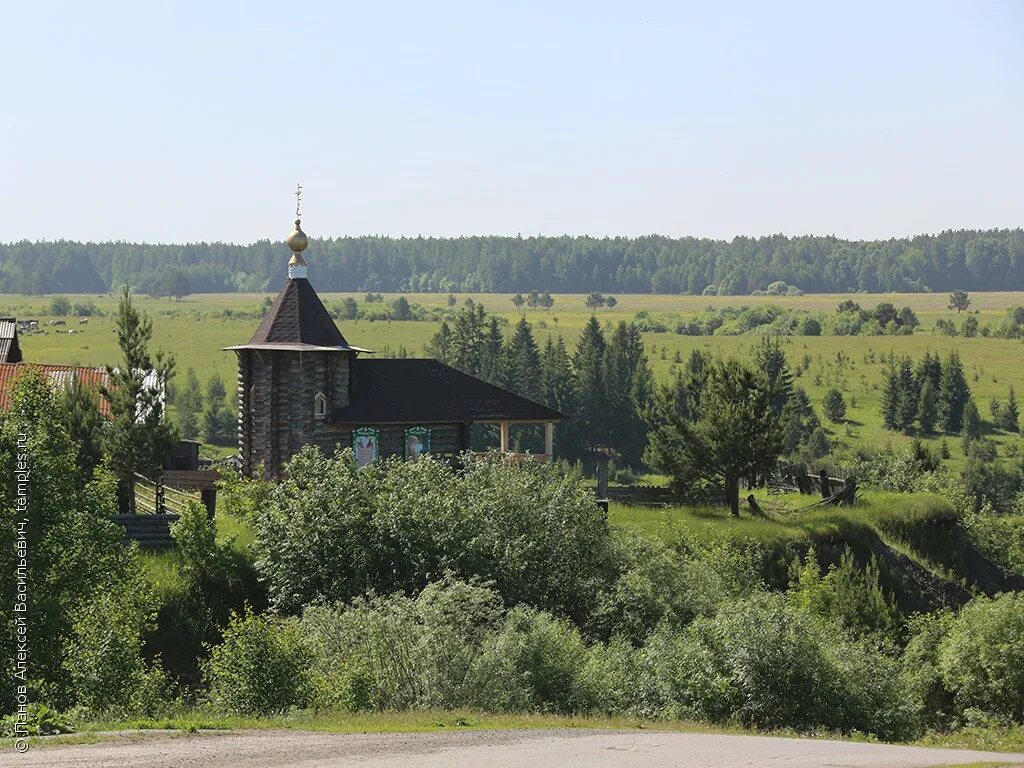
225, 190, 368, 478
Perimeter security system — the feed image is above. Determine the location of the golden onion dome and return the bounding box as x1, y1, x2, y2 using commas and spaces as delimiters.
286, 219, 308, 253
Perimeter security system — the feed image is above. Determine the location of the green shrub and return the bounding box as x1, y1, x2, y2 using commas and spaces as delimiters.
939, 593, 1024, 723
481, 606, 596, 714
204, 612, 310, 715
256, 450, 609, 623
64, 585, 166, 715
593, 532, 762, 644
788, 546, 899, 639
903, 609, 956, 729
300, 578, 518, 712
648, 593, 919, 739
0, 703, 73, 737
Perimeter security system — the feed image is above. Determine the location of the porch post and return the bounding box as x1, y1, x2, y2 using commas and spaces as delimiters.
500, 420, 510, 452
544, 421, 554, 462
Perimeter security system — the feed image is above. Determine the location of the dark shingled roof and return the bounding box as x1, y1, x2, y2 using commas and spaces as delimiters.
333, 359, 567, 423
247, 278, 350, 348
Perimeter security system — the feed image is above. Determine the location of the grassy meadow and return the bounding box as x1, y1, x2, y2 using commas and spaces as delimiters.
5, 290, 1024, 465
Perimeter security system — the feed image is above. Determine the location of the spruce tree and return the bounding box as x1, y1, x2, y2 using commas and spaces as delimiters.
753, 336, 793, 414
938, 351, 971, 433
605, 322, 653, 466
917, 379, 938, 434
479, 316, 506, 386
176, 367, 204, 440
781, 386, 820, 455
881, 357, 917, 432
896, 357, 919, 432
822, 388, 846, 423
450, 302, 488, 376
424, 319, 455, 363
1002, 386, 1020, 433
962, 398, 983, 445
573, 316, 610, 452
504, 318, 542, 401
881, 364, 900, 430
914, 351, 942, 392
202, 374, 235, 445
540, 336, 580, 457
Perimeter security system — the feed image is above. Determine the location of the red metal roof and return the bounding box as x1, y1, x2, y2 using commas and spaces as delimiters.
0, 363, 112, 417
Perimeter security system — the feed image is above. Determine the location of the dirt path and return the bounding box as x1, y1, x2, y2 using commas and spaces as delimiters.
6, 728, 1024, 768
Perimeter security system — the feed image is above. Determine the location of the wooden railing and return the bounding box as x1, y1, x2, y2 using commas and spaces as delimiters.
132, 472, 204, 515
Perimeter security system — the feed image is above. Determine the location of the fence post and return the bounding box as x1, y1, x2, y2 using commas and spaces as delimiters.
596, 454, 609, 500
156, 474, 165, 515
201, 488, 217, 520
819, 469, 831, 499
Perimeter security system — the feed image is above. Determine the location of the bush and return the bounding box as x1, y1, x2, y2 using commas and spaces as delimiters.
255, 450, 609, 623
299, 579, 600, 715
648, 593, 919, 739
204, 612, 311, 715
788, 546, 899, 640
903, 610, 956, 729
63, 585, 166, 715
938, 593, 1024, 723
48, 296, 72, 315
0, 703, 73, 737
482, 606, 596, 714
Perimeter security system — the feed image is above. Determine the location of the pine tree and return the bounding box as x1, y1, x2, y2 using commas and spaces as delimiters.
917, 379, 938, 434
62, 373, 105, 488
1002, 386, 1020, 433
645, 358, 783, 515
938, 351, 971, 433
101, 286, 177, 492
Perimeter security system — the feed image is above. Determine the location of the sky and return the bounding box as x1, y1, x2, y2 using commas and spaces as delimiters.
1, 1, 1021, 244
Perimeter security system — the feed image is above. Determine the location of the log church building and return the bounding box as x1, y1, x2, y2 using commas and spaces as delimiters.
226, 212, 565, 479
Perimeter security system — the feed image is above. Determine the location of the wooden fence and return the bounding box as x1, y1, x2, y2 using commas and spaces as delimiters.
113, 472, 215, 549
769, 465, 858, 506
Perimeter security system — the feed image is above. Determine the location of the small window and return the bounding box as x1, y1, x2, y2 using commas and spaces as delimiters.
405, 427, 431, 460
313, 391, 327, 419
353, 427, 379, 467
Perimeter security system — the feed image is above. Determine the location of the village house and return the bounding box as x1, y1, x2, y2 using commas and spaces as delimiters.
227, 214, 566, 479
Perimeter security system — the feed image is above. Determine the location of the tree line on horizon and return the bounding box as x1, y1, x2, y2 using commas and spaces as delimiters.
1, 228, 1023, 296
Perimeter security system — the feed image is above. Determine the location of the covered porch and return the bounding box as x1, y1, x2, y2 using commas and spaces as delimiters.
475, 419, 557, 463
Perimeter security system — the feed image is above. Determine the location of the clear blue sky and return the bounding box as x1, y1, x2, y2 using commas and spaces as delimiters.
2, 1, 1021, 243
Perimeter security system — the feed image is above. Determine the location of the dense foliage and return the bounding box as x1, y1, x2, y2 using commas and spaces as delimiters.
427, 304, 652, 463
3, 229, 1022, 294
253, 449, 609, 623
0, 370, 163, 714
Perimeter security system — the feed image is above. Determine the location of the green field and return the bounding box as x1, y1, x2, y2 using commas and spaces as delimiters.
6, 290, 1024, 464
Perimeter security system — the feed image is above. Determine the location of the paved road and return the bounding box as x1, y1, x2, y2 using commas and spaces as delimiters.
6, 728, 1024, 768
